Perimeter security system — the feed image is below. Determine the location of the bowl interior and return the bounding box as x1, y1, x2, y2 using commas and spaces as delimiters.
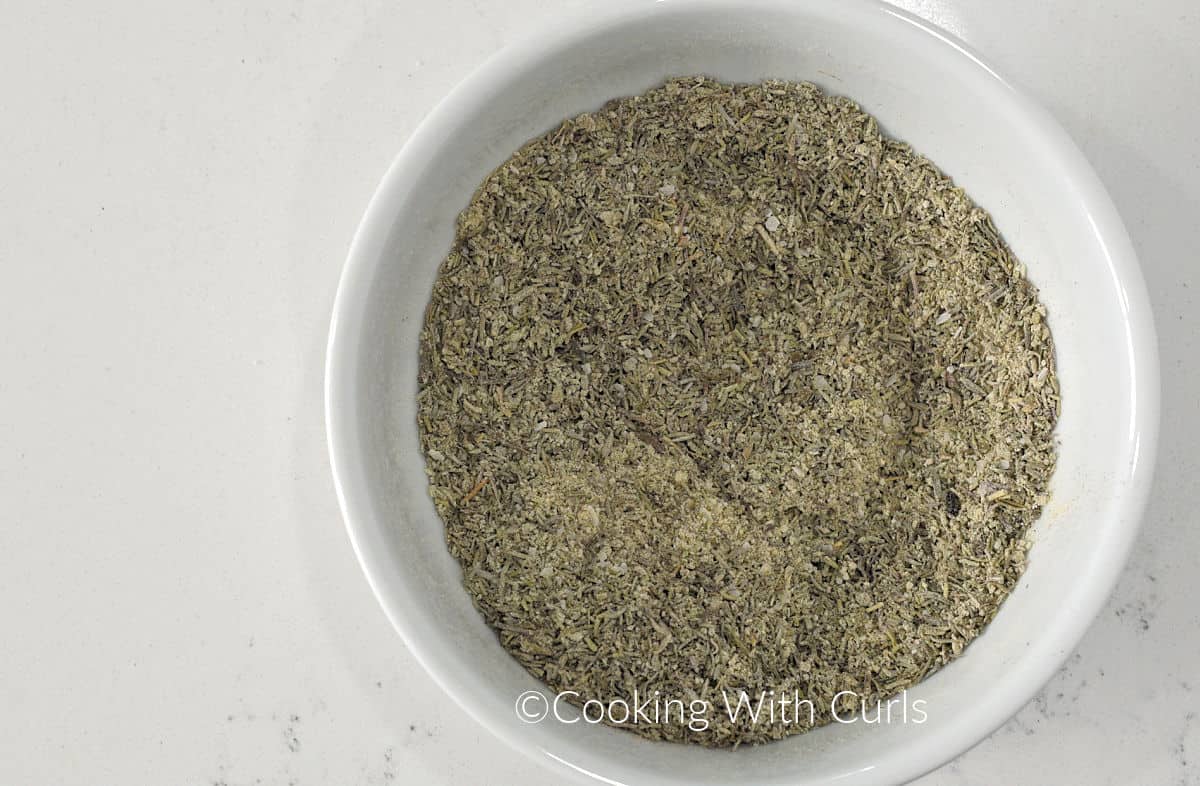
328, 1, 1154, 783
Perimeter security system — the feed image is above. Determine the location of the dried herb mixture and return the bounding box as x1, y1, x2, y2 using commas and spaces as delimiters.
416, 77, 1058, 746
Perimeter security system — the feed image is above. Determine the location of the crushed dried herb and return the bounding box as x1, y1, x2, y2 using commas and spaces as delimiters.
416, 77, 1059, 746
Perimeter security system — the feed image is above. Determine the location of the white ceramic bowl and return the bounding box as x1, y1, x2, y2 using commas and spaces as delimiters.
325, 1, 1159, 783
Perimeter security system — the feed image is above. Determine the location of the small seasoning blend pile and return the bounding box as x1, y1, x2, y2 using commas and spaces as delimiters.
416, 77, 1058, 746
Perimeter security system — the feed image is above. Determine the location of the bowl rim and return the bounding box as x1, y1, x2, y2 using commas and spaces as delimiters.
325, 0, 1161, 782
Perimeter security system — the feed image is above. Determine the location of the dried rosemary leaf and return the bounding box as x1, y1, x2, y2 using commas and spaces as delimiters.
416, 77, 1059, 747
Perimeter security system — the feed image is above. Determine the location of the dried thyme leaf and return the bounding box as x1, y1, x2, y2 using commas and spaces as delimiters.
415, 77, 1059, 747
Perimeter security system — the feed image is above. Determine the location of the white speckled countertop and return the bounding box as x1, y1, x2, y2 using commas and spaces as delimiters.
1, 1, 1197, 783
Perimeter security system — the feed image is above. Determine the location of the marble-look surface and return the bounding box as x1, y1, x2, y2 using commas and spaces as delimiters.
1, 1, 1196, 784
